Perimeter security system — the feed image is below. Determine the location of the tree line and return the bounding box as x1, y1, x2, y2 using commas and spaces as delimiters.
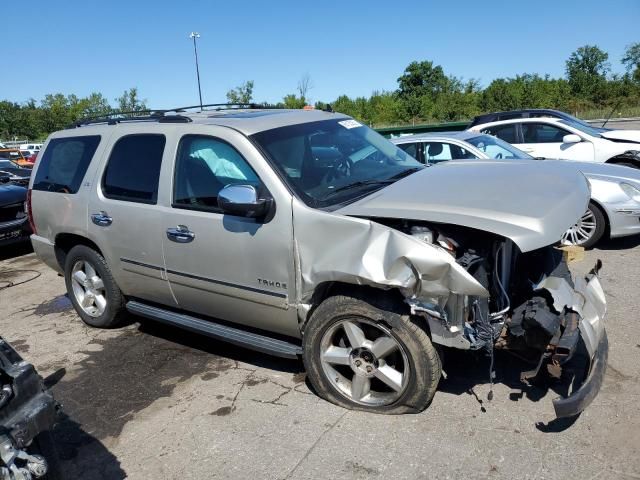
2, 43, 639, 141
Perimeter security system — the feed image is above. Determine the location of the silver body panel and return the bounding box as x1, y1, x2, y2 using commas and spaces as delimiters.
29, 111, 604, 351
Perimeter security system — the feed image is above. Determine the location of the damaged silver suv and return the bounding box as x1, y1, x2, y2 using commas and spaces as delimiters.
28, 106, 607, 418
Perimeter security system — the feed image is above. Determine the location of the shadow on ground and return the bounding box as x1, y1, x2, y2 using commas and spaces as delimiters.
595, 234, 640, 251
46, 317, 302, 479
438, 346, 585, 431
0, 241, 33, 261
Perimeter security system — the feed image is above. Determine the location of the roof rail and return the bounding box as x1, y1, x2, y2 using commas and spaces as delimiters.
165, 102, 283, 112
66, 103, 284, 129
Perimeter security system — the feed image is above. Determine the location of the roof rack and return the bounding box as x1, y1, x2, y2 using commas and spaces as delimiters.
66, 103, 284, 129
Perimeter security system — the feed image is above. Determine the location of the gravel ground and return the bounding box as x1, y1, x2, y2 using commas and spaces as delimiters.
0, 236, 638, 480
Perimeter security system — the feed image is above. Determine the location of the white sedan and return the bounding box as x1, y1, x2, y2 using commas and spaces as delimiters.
391, 131, 640, 248
467, 117, 640, 169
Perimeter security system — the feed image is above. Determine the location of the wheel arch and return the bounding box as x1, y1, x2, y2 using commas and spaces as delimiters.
588, 198, 611, 239
300, 281, 427, 334
606, 153, 640, 169
54, 233, 104, 271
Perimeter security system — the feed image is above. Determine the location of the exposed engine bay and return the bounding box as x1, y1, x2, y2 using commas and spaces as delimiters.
378, 219, 608, 418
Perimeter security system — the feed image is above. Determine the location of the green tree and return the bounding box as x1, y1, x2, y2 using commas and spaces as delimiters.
282, 94, 306, 109
565, 45, 610, 98
115, 87, 147, 114
622, 43, 640, 82
226, 80, 254, 103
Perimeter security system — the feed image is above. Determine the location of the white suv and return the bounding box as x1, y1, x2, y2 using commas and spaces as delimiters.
468, 117, 640, 169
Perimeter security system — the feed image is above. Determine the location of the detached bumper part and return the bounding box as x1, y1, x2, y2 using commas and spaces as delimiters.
532, 261, 608, 418
553, 331, 608, 418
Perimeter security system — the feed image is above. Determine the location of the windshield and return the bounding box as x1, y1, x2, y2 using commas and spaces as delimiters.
558, 119, 604, 137
251, 119, 423, 207
466, 134, 533, 159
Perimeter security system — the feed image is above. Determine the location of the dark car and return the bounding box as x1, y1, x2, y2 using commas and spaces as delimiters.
0, 159, 31, 186
0, 337, 59, 478
468, 109, 609, 132
0, 183, 31, 246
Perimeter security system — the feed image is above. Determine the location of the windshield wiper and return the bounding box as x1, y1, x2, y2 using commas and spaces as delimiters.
321, 167, 423, 200
321, 179, 396, 199
389, 167, 423, 179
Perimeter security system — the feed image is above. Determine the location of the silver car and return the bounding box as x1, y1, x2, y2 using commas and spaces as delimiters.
29, 107, 607, 418
392, 131, 640, 248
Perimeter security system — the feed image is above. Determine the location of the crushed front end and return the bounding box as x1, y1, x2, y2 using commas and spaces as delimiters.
0, 338, 57, 479
398, 223, 608, 418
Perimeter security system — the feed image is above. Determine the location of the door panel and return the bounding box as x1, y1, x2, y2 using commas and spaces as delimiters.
515, 122, 595, 161
161, 134, 297, 338
88, 132, 175, 306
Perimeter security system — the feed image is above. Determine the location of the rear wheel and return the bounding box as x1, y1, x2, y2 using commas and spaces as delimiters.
64, 245, 127, 328
303, 294, 441, 414
560, 202, 606, 249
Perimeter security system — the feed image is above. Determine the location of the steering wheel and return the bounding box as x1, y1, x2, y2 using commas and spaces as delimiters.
495, 153, 503, 159
324, 156, 353, 182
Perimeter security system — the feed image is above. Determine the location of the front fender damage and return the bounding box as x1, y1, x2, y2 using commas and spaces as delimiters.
292, 204, 488, 319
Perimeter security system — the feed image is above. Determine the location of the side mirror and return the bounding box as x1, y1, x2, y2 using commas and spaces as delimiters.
218, 184, 269, 218
563, 134, 581, 144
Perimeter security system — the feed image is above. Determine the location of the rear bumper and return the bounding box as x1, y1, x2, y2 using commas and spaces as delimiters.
0, 217, 30, 246
30, 234, 62, 274
553, 331, 608, 418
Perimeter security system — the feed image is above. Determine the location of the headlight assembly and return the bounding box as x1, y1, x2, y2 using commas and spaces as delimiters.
620, 182, 640, 202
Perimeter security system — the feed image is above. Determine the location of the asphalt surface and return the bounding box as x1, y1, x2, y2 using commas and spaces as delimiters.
0, 237, 639, 480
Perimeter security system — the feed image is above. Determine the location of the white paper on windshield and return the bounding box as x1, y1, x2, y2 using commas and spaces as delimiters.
338, 119, 362, 129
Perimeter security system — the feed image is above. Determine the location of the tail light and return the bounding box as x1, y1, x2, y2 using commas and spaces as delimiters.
26, 189, 36, 234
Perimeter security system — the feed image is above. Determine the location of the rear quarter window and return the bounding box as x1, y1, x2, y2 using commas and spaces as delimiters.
32, 136, 101, 193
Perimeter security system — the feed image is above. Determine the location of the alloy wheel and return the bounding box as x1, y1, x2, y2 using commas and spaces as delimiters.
320, 318, 410, 406
561, 208, 597, 246
70, 260, 107, 317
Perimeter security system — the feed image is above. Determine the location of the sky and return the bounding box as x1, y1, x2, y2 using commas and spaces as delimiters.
1, 0, 639, 109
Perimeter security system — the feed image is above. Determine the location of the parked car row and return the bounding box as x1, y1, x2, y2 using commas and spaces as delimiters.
25, 105, 608, 421
392, 130, 640, 247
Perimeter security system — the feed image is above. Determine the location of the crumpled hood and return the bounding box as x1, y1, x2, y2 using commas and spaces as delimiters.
600, 129, 640, 144
337, 160, 590, 252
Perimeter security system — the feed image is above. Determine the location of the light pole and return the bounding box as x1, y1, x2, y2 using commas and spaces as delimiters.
189, 32, 203, 110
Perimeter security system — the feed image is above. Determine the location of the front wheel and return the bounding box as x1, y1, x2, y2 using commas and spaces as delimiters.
302, 294, 441, 414
561, 202, 606, 249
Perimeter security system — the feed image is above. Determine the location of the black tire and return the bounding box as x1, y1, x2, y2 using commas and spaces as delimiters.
582, 202, 607, 249
302, 293, 441, 414
64, 245, 127, 328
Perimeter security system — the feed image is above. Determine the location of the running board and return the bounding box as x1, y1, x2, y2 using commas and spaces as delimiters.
126, 301, 303, 359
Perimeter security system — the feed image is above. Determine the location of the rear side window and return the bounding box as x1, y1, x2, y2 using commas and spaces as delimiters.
32, 136, 101, 193
481, 124, 518, 144
102, 134, 166, 204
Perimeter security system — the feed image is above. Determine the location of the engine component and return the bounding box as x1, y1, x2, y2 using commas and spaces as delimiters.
0, 435, 48, 480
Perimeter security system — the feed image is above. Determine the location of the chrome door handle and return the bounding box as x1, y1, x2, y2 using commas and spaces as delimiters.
166, 225, 195, 243
91, 211, 112, 227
